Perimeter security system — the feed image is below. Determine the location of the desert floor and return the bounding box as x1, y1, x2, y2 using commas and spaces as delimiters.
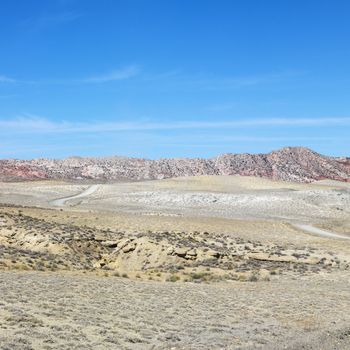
0, 175, 349, 349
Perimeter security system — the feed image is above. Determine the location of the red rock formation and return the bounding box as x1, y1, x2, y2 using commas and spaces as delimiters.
0, 147, 349, 183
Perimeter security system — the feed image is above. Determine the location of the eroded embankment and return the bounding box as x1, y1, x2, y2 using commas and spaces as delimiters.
0, 206, 349, 283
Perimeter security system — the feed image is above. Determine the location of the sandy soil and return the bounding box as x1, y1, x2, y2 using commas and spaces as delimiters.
1, 271, 350, 349
0, 175, 350, 349
1, 176, 349, 227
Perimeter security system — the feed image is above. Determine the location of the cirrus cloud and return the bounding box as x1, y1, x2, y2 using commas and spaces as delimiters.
1, 115, 350, 134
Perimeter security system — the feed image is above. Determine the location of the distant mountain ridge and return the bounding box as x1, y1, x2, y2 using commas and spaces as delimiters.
0, 147, 349, 183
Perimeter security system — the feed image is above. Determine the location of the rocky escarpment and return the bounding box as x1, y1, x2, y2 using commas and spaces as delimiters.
0, 147, 349, 183
1, 205, 348, 282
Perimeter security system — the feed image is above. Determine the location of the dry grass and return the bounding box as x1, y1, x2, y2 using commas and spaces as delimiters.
0, 177, 350, 349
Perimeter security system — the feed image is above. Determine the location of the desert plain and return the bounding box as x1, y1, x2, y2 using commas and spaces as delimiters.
0, 175, 350, 349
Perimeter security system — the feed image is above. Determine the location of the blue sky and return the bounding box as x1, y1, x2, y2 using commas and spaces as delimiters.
0, 0, 349, 159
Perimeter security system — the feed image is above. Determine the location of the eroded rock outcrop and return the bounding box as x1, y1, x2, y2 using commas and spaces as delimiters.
0, 147, 349, 183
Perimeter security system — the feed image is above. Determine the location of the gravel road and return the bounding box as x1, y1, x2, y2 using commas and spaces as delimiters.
50, 184, 101, 206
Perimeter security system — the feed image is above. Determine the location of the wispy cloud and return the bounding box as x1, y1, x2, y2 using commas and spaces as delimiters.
0, 115, 347, 158
81, 65, 140, 83
171, 70, 305, 90
0, 75, 16, 83
0, 66, 140, 86
1, 115, 350, 134
161, 135, 335, 148
0, 68, 297, 89
0, 115, 64, 131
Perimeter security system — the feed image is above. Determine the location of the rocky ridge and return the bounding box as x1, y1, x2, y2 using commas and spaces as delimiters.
0, 147, 349, 183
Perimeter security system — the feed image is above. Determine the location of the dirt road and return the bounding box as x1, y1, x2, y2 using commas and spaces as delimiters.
50, 184, 101, 206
